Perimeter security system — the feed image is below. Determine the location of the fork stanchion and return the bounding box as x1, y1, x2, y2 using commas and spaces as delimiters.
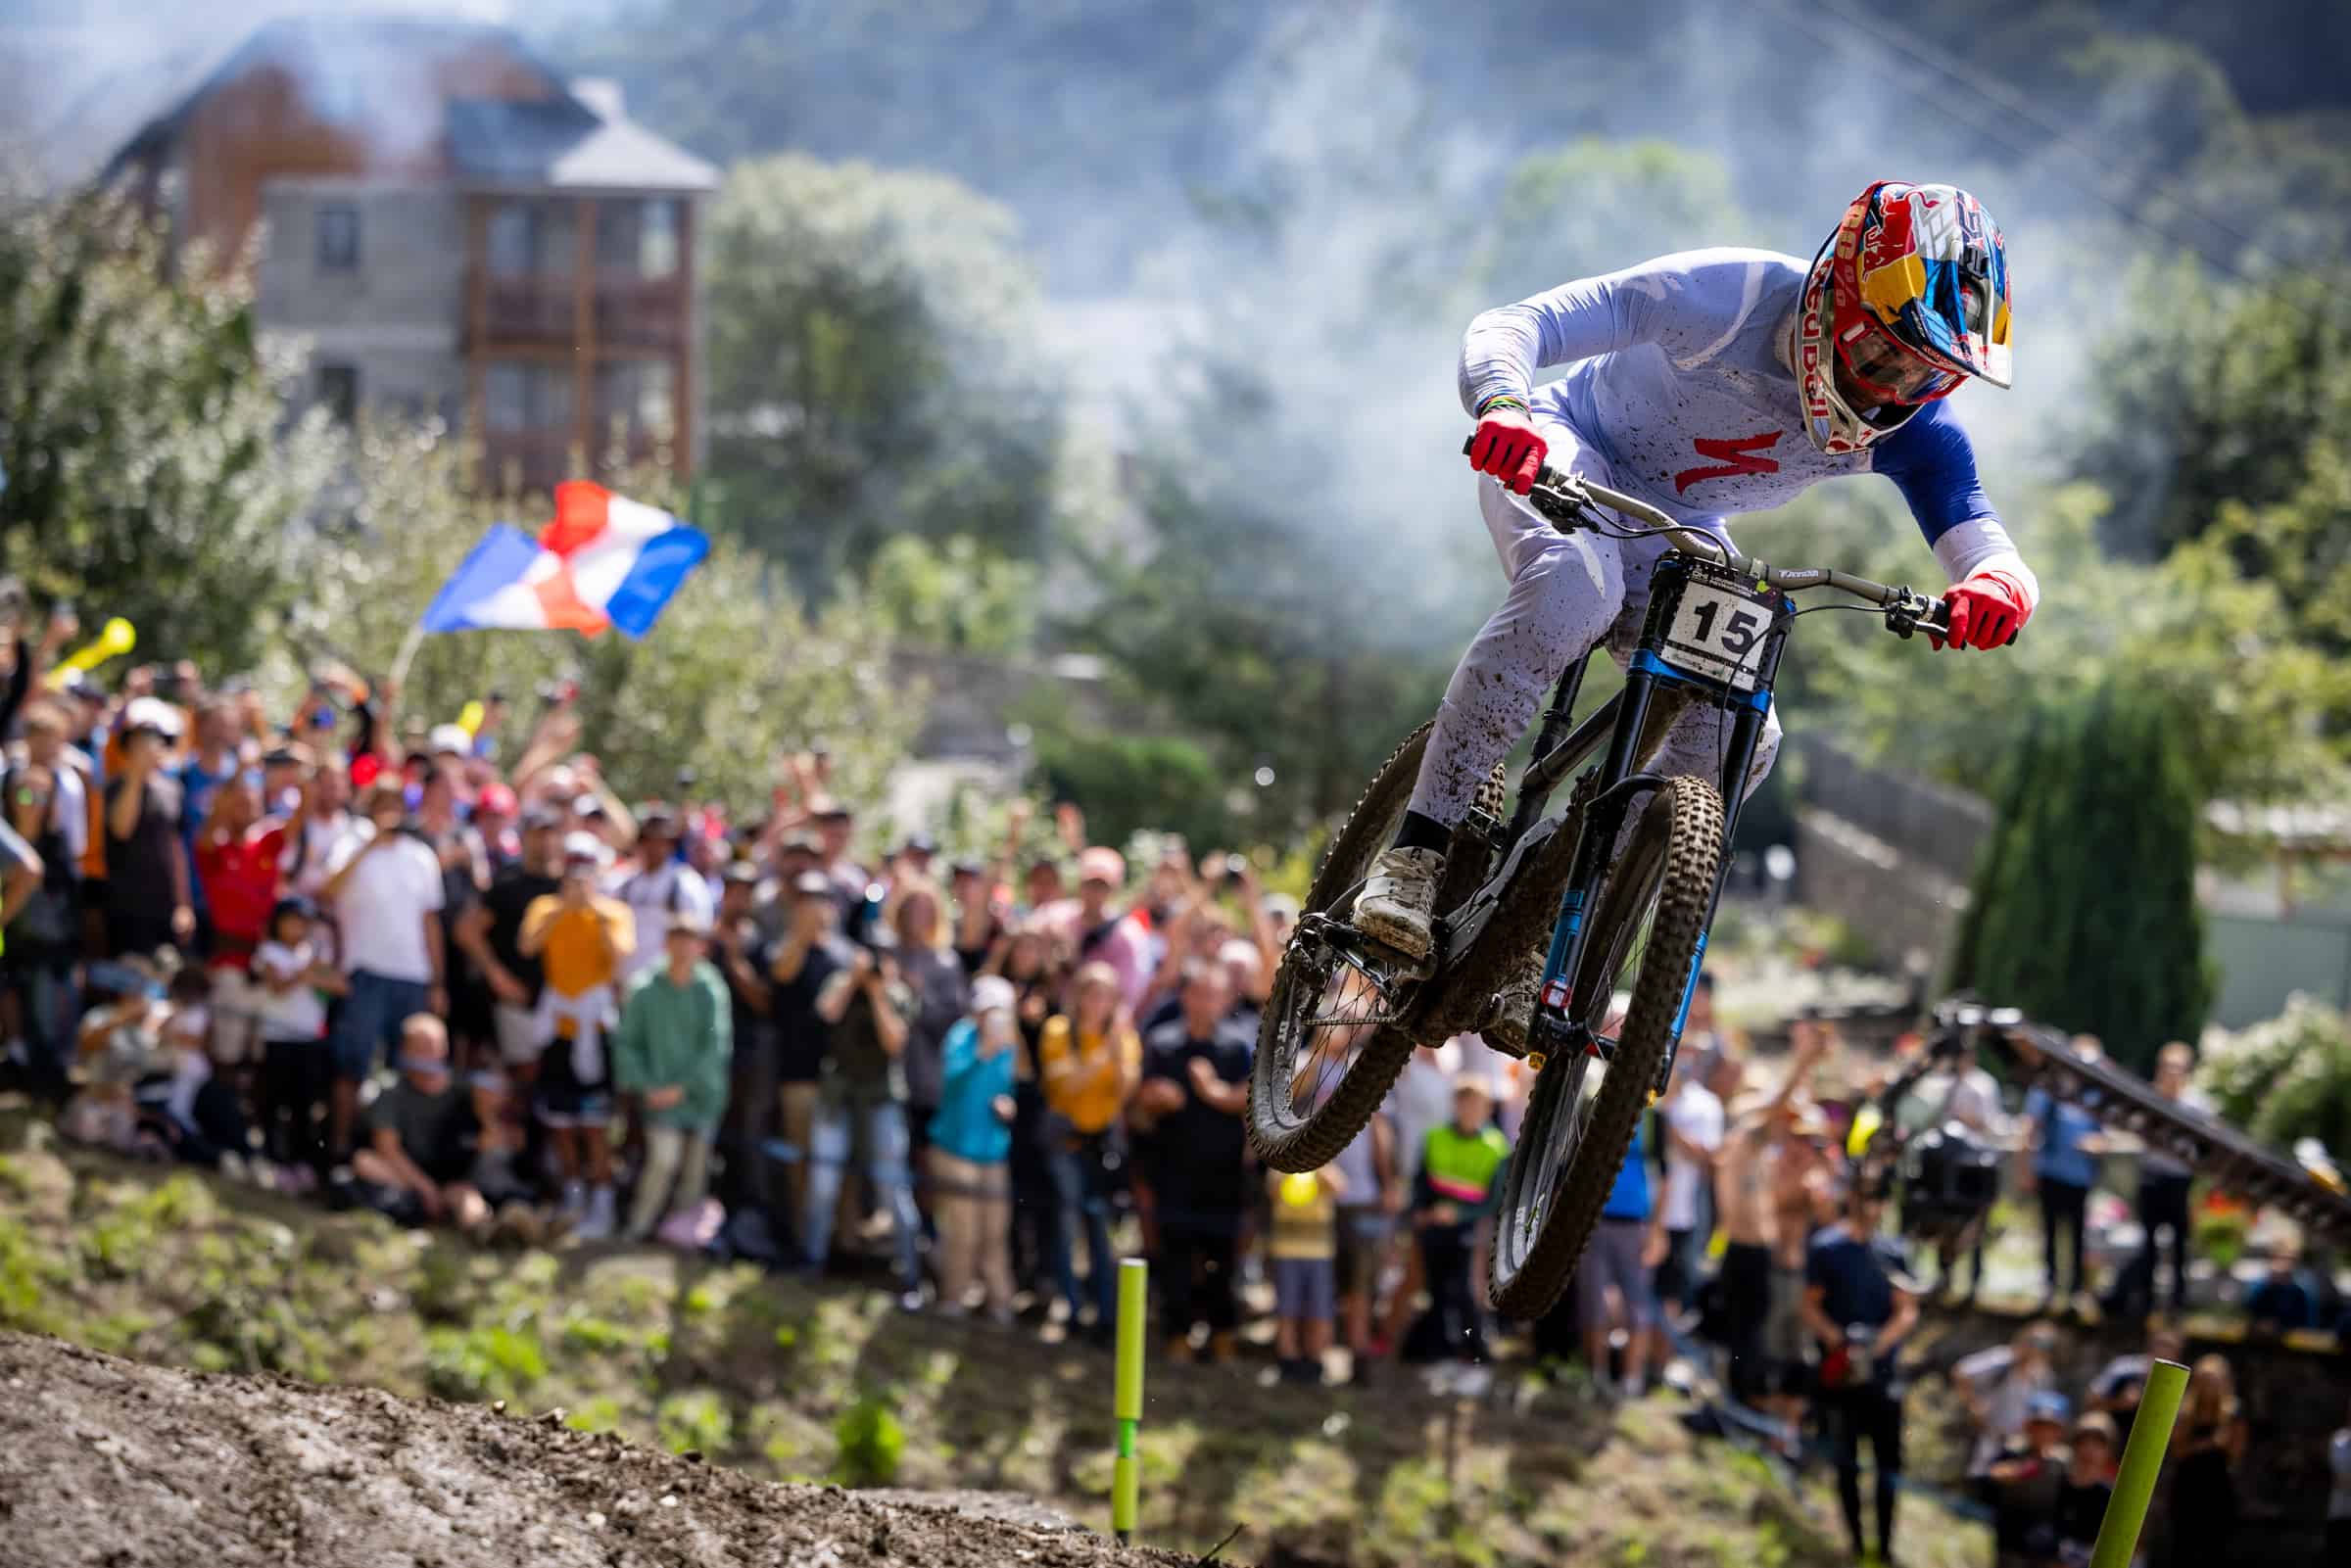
2087, 1357, 2188, 1568
1112, 1257, 1148, 1543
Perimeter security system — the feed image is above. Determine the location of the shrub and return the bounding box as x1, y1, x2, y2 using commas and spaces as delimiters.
833, 1393, 905, 1488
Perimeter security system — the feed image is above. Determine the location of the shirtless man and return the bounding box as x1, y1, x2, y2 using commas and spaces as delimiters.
1714, 1020, 1831, 1422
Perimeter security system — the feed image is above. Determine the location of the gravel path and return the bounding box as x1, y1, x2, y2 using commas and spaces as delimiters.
0, 1332, 1201, 1568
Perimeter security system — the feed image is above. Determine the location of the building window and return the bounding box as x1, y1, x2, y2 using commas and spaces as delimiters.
641, 199, 681, 279
594, 199, 683, 279
487, 199, 575, 276
316, 204, 360, 271
484, 361, 572, 432
317, 363, 360, 425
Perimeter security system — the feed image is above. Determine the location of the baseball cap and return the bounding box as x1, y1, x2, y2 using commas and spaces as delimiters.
562, 832, 608, 867
120, 696, 183, 740
573, 793, 606, 820
2025, 1391, 2071, 1426
722, 860, 762, 886
901, 832, 937, 855
971, 974, 1018, 1017
666, 905, 713, 936
637, 802, 679, 832
792, 870, 834, 898
1079, 846, 1126, 886
429, 723, 471, 756
476, 783, 518, 817
779, 831, 820, 856
810, 799, 853, 823
521, 804, 563, 832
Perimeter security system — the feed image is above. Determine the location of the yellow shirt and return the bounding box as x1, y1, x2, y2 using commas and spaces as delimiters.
1037, 1015, 1141, 1134
1267, 1168, 1338, 1260
521, 895, 635, 1020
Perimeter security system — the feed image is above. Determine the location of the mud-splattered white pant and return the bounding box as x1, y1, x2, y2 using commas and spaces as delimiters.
1407, 422, 1782, 825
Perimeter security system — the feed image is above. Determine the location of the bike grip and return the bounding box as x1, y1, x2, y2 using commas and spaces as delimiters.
1460, 434, 1564, 490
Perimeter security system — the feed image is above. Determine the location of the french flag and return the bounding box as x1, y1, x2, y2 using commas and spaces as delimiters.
418, 482, 710, 640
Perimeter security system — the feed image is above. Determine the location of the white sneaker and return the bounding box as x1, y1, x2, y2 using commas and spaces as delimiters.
1353, 846, 1444, 960
573, 1186, 616, 1242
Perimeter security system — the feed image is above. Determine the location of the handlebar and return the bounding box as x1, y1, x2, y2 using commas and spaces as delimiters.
1464, 439, 1951, 640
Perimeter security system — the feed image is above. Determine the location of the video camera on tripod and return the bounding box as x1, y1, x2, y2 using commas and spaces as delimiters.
1866, 998, 2017, 1245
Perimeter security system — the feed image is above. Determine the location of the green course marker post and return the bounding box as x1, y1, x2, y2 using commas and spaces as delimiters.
1112, 1257, 1148, 1543
2088, 1357, 2189, 1568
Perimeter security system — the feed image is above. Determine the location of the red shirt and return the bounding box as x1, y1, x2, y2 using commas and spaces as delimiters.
196, 822, 288, 964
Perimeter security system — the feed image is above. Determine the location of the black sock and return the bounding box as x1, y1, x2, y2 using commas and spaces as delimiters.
1395, 810, 1452, 853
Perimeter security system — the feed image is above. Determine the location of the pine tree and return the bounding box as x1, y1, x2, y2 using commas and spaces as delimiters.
1951, 680, 2214, 1074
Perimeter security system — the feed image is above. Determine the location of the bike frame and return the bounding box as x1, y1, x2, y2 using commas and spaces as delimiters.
1476, 551, 1791, 1074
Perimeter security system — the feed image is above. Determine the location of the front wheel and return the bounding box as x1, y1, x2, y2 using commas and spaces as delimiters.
1487, 774, 1724, 1320
1248, 728, 1429, 1173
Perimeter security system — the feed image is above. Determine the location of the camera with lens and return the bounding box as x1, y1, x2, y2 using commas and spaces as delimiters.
1892, 997, 2019, 1243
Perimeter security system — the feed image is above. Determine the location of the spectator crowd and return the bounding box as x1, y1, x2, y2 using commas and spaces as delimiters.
2, 604, 2344, 1568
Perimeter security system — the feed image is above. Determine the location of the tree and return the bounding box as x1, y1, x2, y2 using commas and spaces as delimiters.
0, 182, 338, 671
293, 419, 919, 811
1950, 679, 2214, 1072
2075, 264, 2351, 563
865, 534, 1038, 657
1479, 139, 1754, 302
701, 154, 1067, 594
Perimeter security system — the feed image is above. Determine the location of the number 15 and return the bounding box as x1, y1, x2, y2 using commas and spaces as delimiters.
1692, 599, 1763, 655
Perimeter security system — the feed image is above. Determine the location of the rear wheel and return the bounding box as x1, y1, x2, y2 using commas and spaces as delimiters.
1487, 774, 1723, 1319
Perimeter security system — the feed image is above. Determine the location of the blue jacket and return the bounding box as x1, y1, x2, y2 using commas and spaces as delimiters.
927, 1018, 1017, 1164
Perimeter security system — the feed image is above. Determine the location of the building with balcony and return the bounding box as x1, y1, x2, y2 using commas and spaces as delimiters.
102, 15, 717, 494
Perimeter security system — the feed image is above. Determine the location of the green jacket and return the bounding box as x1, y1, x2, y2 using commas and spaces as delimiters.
612, 960, 733, 1130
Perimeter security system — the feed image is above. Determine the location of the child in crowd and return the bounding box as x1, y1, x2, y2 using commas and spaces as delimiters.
63, 955, 175, 1152
147, 962, 254, 1170
1410, 1075, 1509, 1384
253, 896, 344, 1190
1329, 1102, 1396, 1384
1985, 1390, 2072, 1568
2054, 1411, 2116, 1566
611, 909, 732, 1244
928, 974, 1022, 1319
519, 833, 636, 1240
1267, 1160, 1345, 1384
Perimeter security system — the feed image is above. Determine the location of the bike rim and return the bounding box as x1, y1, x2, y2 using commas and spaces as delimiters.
1259, 824, 1417, 1136
1497, 851, 1666, 1280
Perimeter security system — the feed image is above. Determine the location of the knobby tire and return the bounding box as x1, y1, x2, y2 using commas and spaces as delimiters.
1487, 773, 1724, 1320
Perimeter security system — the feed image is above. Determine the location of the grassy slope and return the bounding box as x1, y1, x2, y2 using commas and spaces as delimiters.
0, 1136, 1990, 1568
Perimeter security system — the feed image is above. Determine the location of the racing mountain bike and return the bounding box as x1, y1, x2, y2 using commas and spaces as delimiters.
1246, 446, 1951, 1317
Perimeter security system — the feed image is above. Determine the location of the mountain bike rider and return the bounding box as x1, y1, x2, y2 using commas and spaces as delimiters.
1353, 181, 2035, 1015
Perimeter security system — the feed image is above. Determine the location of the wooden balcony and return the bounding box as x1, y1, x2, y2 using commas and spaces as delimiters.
472, 270, 686, 350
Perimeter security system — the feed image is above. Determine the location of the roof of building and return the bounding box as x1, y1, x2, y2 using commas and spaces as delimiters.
447, 92, 718, 193
100, 13, 715, 194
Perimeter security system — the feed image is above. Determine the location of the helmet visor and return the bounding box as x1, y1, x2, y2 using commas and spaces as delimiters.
1839, 320, 1962, 405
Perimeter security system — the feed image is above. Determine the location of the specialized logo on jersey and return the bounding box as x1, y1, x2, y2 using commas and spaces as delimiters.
1674, 431, 1784, 494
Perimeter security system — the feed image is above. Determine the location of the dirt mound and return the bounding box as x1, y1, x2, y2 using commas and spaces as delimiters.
0, 1332, 1196, 1568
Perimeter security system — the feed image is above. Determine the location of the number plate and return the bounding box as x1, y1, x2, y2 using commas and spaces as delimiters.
1660, 572, 1776, 691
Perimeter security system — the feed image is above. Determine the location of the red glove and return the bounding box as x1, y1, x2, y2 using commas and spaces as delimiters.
1467, 402, 1548, 495
1938, 569, 2031, 651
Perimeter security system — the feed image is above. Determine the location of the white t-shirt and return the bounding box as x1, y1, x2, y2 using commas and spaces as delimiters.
282, 810, 353, 900
606, 859, 714, 980
254, 939, 330, 1042
1661, 1081, 1725, 1231
325, 827, 446, 984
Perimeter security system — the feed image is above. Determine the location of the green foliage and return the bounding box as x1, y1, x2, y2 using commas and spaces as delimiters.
2197, 994, 2351, 1157
701, 154, 1068, 591
1951, 681, 2214, 1071
423, 1324, 548, 1405
1028, 720, 1241, 853
292, 419, 920, 811
831, 1392, 905, 1488
865, 535, 1038, 656
0, 182, 338, 671
656, 1389, 734, 1454
2077, 264, 2351, 565
1482, 139, 1751, 301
